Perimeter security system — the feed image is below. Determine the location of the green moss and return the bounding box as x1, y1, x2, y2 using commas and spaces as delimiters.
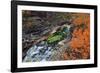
47, 27, 69, 44
47, 35, 63, 44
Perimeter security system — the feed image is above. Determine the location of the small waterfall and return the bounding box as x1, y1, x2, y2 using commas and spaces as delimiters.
23, 41, 53, 62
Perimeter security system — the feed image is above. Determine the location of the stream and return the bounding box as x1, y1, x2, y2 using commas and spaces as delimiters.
23, 41, 54, 62
23, 25, 72, 62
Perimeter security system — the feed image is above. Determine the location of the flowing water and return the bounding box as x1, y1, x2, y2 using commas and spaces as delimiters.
23, 25, 72, 62
23, 41, 54, 62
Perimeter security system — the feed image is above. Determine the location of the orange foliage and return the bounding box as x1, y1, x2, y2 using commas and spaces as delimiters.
69, 13, 90, 59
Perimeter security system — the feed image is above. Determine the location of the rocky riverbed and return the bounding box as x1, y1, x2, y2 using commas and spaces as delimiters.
23, 25, 72, 62
22, 11, 90, 62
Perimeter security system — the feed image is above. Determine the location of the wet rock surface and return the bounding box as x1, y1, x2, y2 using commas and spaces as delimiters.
23, 25, 72, 62
23, 41, 70, 62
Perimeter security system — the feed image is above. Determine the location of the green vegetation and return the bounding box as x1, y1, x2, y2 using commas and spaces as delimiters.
47, 27, 69, 44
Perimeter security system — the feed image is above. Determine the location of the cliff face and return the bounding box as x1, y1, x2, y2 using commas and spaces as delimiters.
22, 10, 90, 62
